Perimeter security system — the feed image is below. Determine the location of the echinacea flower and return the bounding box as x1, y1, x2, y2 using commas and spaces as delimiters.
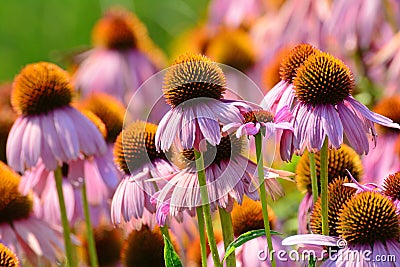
0, 242, 20, 267
362, 96, 400, 184
295, 145, 363, 234
0, 82, 17, 164
6, 62, 106, 173
222, 105, 293, 138
289, 52, 400, 156
155, 53, 243, 152
382, 172, 400, 211
0, 161, 66, 265
284, 188, 400, 266
73, 7, 165, 106
261, 44, 320, 114
153, 133, 293, 226
111, 121, 176, 230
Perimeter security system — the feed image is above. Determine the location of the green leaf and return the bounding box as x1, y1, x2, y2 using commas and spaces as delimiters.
222, 229, 282, 263
163, 235, 183, 267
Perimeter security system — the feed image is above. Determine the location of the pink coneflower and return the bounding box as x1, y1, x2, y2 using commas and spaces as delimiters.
153, 133, 293, 226
73, 7, 165, 106
284, 187, 400, 266
0, 161, 66, 265
295, 145, 363, 234
362, 96, 400, 184
111, 121, 176, 230
289, 52, 400, 156
261, 44, 320, 114
6, 62, 107, 173
155, 53, 243, 152
222, 105, 292, 138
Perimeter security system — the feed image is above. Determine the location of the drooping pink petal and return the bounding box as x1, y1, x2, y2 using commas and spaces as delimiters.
7, 116, 28, 172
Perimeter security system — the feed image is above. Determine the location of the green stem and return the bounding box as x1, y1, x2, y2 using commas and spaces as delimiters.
255, 133, 276, 267
218, 207, 236, 267
81, 181, 99, 267
160, 225, 171, 241
194, 150, 221, 267
308, 152, 319, 204
196, 207, 208, 267
54, 167, 76, 267
320, 138, 329, 236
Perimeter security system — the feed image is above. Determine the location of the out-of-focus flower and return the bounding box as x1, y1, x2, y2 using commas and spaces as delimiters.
0, 242, 20, 267
289, 52, 400, 156
153, 133, 293, 226
121, 226, 177, 267
6, 62, 106, 173
111, 121, 176, 231
382, 172, 400, 211
79, 222, 124, 267
208, 0, 267, 29
208, 197, 296, 266
370, 32, 400, 96
295, 145, 363, 234
0, 83, 17, 164
155, 53, 243, 152
362, 96, 400, 184
73, 7, 166, 106
0, 161, 66, 265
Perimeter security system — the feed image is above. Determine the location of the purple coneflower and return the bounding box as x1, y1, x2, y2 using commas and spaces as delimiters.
155, 53, 243, 152
295, 145, 363, 234
261, 44, 320, 114
111, 121, 176, 230
289, 52, 400, 155
0, 161, 66, 265
284, 182, 400, 266
73, 7, 165, 106
153, 133, 293, 226
6, 62, 106, 173
222, 105, 292, 138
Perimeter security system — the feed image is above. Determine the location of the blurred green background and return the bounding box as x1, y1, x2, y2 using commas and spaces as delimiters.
0, 0, 209, 81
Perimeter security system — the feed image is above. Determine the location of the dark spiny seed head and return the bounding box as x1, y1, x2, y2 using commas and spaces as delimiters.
279, 44, 320, 83
163, 53, 226, 107
231, 197, 276, 236
296, 145, 363, 193
310, 177, 356, 236
373, 96, 400, 135
383, 172, 400, 201
337, 192, 400, 245
0, 243, 20, 267
0, 162, 33, 223
113, 121, 166, 174
11, 62, 73, 116
293, 52, 354, 106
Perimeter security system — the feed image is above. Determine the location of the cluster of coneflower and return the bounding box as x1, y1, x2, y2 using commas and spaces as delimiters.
1, 5, 400, 267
